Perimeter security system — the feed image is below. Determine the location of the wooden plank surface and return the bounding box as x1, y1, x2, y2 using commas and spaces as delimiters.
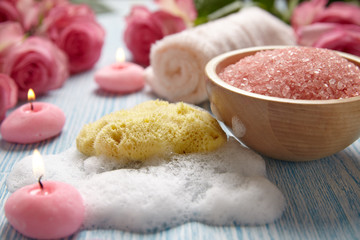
0, 1, 359, 239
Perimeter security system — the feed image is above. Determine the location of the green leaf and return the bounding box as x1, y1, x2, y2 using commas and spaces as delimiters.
70, 0, 112, 14
252, 0, 275, 12
194, 0, 239, 24
193, 0, 285, 24
206, 1, 245, 21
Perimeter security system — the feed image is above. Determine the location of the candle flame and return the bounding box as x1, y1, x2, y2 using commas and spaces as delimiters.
32, 149, 45, 180
28, 88, 36, 102
116, 48, 126, 63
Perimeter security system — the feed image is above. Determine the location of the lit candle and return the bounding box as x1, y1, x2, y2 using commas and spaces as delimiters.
94, 48, 145, 93
0, 89, 65, 144
5, 149, 85, 239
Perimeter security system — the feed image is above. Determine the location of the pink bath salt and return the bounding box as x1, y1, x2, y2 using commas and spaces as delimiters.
219, 47, 360, 100
0, 102, 65, 143
5, 181, 85, 239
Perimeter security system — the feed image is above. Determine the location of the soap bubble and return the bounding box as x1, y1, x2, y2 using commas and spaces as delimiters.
6, 137, 285, 232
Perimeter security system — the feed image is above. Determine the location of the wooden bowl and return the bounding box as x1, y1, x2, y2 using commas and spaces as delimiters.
205, 46, 360, 161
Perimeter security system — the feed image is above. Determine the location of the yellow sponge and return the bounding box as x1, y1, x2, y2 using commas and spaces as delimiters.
76, 100, 226, 161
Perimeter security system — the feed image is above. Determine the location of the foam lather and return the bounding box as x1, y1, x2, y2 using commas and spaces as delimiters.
7, 138, 286, 232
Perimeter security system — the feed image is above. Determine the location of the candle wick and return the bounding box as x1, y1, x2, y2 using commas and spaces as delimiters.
38, 175, 44, 190
30, 102, 34, 111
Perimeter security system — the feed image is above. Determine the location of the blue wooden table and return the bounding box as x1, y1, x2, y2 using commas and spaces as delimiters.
0, 1, 359, 239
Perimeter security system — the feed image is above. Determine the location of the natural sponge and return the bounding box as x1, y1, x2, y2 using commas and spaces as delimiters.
76, 100, 226, 161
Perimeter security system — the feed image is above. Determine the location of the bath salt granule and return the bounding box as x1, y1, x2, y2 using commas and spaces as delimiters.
219, 47, 360, 100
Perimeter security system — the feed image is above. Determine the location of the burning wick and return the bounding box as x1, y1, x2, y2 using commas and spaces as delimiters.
28, 88, 35, 111
4, 148, 85, 239
32, 149, 45, 190
38, 175, 44, 190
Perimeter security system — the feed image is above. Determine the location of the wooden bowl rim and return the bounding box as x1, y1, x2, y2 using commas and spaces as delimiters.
206, 45, 360, 105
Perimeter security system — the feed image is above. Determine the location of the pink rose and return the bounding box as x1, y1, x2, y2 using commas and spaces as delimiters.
40, 3, 105, 73
0, 0, 67, 32
124, 6, 187, 66
0, 0, 20, 23
0, 73, 18, 122
1, 36, 69, 99
291, 0, 360, 57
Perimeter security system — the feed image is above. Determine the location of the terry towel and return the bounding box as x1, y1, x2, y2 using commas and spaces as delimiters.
145, 7, 296, 104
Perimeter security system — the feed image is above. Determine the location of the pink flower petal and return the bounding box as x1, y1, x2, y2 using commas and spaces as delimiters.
0, 22, 24, 54
126, 5, 152, 22
313, 26, 360, 56
291, 0, 327, 31
151, 10, 186, 36
314, 2, 360, 25
0, 1, 20, 23
0, 73, 18, 121
175, 0, 197, 21
296, 22, 338, 46
155, 0, 197, 26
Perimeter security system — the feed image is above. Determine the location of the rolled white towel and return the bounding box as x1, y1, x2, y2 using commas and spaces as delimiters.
146, 7, 296, 104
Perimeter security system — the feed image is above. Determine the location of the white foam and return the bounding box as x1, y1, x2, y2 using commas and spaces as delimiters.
232, 116, 246, 138
6, 137, 285, 232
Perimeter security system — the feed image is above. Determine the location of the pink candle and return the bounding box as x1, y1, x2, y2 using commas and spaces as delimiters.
5, 150, 85, 239
94, 48, 145, 93
5, 181, 85, 239
0, 89, 65, 144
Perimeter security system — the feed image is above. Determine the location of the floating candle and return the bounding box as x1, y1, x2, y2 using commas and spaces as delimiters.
0, 89, 65, 144
5, 150, 85, 239
94, 48, 145, 93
